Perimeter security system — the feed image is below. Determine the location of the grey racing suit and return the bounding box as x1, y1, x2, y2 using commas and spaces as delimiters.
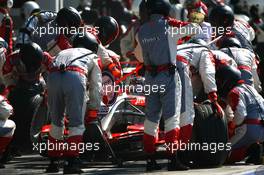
47, 48, 102, 158
134, 15, 200, 153
227, 84, 264, 162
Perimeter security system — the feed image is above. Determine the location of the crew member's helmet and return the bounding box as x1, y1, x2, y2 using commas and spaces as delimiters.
72, 32, 99, 53
94, 16, 119, 46
56, 7, 82, 28
21, 1, 40, 20
215, 65, 242, 98
209, 5, 234, 29
145, 0, 171, 16
20, 42, 44, 73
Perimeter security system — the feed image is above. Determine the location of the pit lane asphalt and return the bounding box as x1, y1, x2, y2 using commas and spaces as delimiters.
0, 154, 264, 175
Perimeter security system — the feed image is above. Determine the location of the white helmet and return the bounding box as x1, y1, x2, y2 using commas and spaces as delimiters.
7, 0, 13, 8
21, 1, 40, 20
131, 0, 142, 17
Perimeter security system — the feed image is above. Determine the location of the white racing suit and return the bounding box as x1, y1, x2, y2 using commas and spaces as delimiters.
221, 47, 262, 92
134, 15, 200, 154
177, 44, 237, 130
47, 48, 102, 158
17, 11, 72, 56
177, 43, 219, 142
0, 95, 15, 156
227, 84, 264, 162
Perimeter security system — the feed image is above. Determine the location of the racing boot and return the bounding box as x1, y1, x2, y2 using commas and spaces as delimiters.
63, 157, 83, 174
146, 154, 162, 172
246, 143, 263, 165
167, 154, 190, 171
45, 158, 60, 173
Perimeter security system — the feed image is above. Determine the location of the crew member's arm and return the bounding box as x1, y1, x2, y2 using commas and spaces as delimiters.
85, 58, 102, 124
199, 51, 217, 94
228, 87, 247, 125
251, 55, 262, 92
200, 51, 224, 117
133, 34, 144, 63
97, 44, 113, 67
120, 23, 137, 60
40, 52, 54, 83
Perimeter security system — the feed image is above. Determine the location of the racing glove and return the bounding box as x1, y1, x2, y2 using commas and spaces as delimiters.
228, 121, 236, 138
85, 110, 98, 125
108, 63, 122, 79
1, 85, 15, 98
208, 91, 224, 118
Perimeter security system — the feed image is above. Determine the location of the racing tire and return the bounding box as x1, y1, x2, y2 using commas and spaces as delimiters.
191, 101, 229, 167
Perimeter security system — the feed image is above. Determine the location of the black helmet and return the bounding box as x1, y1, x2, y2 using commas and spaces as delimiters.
72, 32, 99, 53
145, 0, 171, 16
209, 5, 234, 28
217, 37, 242, 49
56, 7, 82, 28
94, 16, 119, 46
20, 42, 44, 73
189, 38, 207, 46
215, 65, 241, 98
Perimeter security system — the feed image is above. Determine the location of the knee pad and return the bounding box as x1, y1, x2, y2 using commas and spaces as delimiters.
0, 119, 16, 137
164, 116, 179, 133
68, 125, 85, 137
144, 119, 159, 137
49, 124, 64, 140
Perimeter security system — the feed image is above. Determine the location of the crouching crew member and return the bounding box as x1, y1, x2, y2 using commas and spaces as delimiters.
2, 43, 52, 152
216, 66, 264, 165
